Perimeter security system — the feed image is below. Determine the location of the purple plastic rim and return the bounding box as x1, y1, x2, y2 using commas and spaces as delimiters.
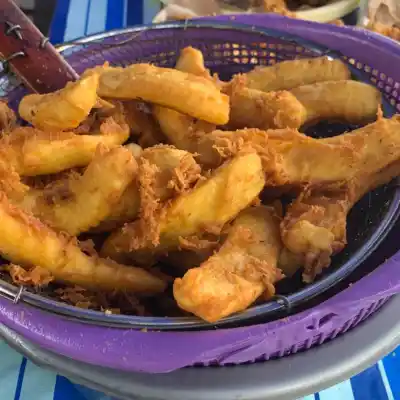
2, 297, 400, 400
0, 15, 399, 372
1, 248, 399, 373
1, 19, 400, 330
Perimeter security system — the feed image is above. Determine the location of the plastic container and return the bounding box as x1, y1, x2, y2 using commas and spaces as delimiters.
2, 294, 399, 399
1, 20, 400, 331
154, 0, 361, 24
1, 16, 400, 374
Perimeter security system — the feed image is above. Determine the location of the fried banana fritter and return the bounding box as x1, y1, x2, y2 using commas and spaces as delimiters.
19, 73, 99, 131
0, 193, 166, 294
153, 47, 217, 150
240, 57, 350, 92
0, 109, 129, 176
83, 63, 229, 125
227, 80, 380, 130
195, 116, 400, 188
95, 145, 201, 232
281, 159, 400, 282
19, 146, 138, 235
174, 205, 284, 322
101, 153, 265, 263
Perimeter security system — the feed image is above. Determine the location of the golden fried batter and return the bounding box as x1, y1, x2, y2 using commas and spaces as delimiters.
240, 57, 350, 92
18, 145, 138, 235
0, 101, 16, 132
227, 80, 380, 130
153, 47, 216, 150
0, 193, 166, 294
136, 145, 202, 244
154, 106, 216, 151
367, 22, 400, 42
95, 146, 201, 232
175, 46, 213, 79
0, 109, 129, 176
227, 84, 307, 130
260, 0, 296, 15
281, 159, 400, 282
290, 80, 381, 125
83, 63, 229, 125
173, 205, 284, 322
0, 155, 28, 203
101, 153, 265, 263
195, 116, 400, 188
263, 118, 400, 186
19, 73, 99, 131
5, 264, 54, 287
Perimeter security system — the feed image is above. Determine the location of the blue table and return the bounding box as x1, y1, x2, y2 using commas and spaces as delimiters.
49, 0, 161, 44
1, 339, 399, 400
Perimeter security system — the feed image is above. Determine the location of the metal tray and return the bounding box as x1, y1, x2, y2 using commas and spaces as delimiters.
2, 294, 399, 400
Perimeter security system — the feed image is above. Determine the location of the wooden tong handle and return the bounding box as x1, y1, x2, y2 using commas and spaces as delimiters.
0, 0, 78, 93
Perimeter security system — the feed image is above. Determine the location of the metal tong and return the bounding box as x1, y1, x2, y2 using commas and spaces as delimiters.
0, 0, 78, 94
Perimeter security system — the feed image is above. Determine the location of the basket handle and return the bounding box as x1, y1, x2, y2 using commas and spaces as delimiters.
0, 0, 78, 93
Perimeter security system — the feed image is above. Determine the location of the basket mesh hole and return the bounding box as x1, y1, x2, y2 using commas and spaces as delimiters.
306, 313, 338, 331
318, 313, 338, 327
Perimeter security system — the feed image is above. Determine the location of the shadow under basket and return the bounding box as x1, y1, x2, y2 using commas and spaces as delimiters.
0, 16, 400, 373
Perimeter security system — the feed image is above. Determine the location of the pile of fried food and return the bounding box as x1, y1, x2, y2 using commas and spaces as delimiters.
260, 0, 329, 13
217, 0, 338, 20
366, 0, 400, 42
262, 0, 400, 41
259, 0, 400, 41
0, 46, 399, 323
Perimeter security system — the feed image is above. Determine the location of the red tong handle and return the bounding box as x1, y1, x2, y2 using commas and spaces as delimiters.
0, 0, 78, 93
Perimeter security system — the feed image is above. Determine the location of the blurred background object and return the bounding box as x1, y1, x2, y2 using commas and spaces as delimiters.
368, 0, 400, 25
365, 0, 400, 41
14, 0, 162, 43
15, 0, 56, 34
13, 0, 364, 44
14, 0, 399, 45
155, 0, 362, 24
14, 0, 34, 17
